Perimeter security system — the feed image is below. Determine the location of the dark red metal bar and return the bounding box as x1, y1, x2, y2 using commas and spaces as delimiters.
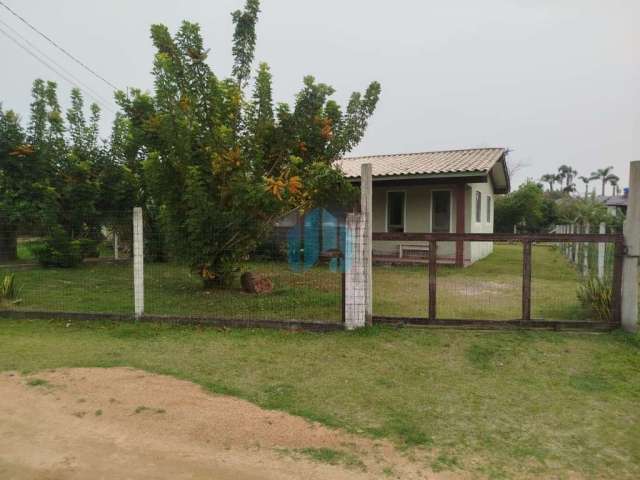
611, 238, 625, 326
372, 232, 623, 243
428, 240, 437, 320
372, 316, 614, 332
522, 240, 532, 321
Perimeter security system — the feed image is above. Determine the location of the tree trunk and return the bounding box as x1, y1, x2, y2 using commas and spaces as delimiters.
0, 225, 18, 262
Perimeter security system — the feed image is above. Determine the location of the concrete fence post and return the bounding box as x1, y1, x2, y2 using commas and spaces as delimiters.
573, 223, 580, 266
621, 161, 639, 332
344, 212, 367, 329
583, 223, 589, 275
598, 222, 606, 280
361, 163, 373, 326
133, 207, 144, 319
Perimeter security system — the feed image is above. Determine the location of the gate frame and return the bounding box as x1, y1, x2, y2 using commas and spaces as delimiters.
372, 231, 625, 329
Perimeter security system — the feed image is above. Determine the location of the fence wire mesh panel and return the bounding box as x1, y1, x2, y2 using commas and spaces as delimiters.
532, 238, 616, 322
435, 241, 522, 320
372, 241, 429, 319
0, 209, 348, 325
371, 232, 622, 328
0, 212, 133, 314
143, 210, 346, 324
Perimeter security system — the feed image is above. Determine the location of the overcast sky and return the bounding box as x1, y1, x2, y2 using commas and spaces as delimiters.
1, 0, 638, 189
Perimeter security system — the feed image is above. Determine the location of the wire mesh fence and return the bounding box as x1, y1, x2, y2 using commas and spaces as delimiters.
0, 209, 347, 324
142, 219, 345, 323
0, 213, 131, 314
0, 212, 626, 329
370, 232, 623, 326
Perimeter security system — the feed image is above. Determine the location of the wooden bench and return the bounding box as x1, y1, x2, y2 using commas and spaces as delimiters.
399, 244, 430, 259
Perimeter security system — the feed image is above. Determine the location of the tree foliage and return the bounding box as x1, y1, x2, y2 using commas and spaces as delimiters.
116, 1, 380, 287
0, 98, 57, 260
0, 80, 137, 261
494, 182, 558, 233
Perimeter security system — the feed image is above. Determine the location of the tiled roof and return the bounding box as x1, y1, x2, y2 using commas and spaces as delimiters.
336, 147, 507, 179
597, 195, 628, 207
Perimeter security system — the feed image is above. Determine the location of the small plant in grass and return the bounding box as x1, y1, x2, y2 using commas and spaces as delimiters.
576, 276, 612, 322
0, 272, 21, 305
25, 378, 49, 387
295, 448, 365, 471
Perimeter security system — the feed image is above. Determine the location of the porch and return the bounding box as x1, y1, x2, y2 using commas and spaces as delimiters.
371, 183, 487, 267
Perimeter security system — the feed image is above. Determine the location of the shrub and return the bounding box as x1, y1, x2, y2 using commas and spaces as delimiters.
29, 230, 82, 268
577, 277, 612, 322
253, 236, 288, 261
73, 238, 99, 259
0, 272, 21, 304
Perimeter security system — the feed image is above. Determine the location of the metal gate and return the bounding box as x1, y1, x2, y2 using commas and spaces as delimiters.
371, 232, 624, 330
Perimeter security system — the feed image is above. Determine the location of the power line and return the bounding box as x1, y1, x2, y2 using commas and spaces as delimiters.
0, 24, 116, 114
0, 17, 113, 108
0, 0, 119, 91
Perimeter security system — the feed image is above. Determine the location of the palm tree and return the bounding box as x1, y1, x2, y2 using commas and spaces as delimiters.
608, 175, 620, 196
557, 165, 577, 190
592, 167, 615, 196
540, 174, 556, 191
554, 173, 564, 191
557, 165, 570, 188
578, 175, 597, 198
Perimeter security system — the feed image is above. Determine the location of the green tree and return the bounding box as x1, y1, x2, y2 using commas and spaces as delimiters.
607, 175, 620, 196
591, 167, 616, 196
0, 106, 56, 260
57, 88, 103, 239
231, 0, 260, 88
494, 182, 558, 233
578, 175, 597, 198
540, 173, 557, 191
117, 1, 381, 287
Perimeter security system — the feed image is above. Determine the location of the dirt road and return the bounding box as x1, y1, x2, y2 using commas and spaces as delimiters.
0, 368, 447, 479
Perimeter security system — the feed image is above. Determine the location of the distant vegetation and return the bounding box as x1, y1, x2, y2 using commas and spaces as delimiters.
0, 0, 381, 289
495, 163, 624, 234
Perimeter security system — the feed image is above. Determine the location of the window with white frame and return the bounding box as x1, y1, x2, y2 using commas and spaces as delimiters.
387, 191, 405, 233
475, 191, 482, 223
486, 195, 492, 223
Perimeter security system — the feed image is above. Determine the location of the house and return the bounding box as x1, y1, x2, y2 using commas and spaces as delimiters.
596, 191, 628, 217
336, 147, 510, 266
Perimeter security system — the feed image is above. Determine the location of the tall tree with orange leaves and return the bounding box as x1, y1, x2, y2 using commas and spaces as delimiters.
117, 0, 380, 287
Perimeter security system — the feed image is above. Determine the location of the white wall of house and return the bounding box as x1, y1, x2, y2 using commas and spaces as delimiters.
467, 182, 495, 262
370, 181, 495, 264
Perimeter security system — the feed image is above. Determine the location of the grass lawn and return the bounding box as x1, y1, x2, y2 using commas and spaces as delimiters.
374, 243, 590, 320
3, 243, 595, 322
1, 319, 638, 479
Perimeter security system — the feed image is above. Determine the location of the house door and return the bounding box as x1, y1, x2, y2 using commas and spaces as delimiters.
431, 191, 451, 233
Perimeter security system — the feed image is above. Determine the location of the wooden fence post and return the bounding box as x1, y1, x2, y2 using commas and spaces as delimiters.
621, 161, 640, 332
361, 163, 373, 326
114, 232, 119, 261
522, 240, 532, 321
428, 240, 437, 320
133, 207, 144, 320
598, 222, 606, 280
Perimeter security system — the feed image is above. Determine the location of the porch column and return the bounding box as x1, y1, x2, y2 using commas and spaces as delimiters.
455, 184, 465, 267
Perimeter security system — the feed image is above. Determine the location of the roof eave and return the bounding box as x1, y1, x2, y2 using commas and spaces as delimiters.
344, 170, 489, 182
